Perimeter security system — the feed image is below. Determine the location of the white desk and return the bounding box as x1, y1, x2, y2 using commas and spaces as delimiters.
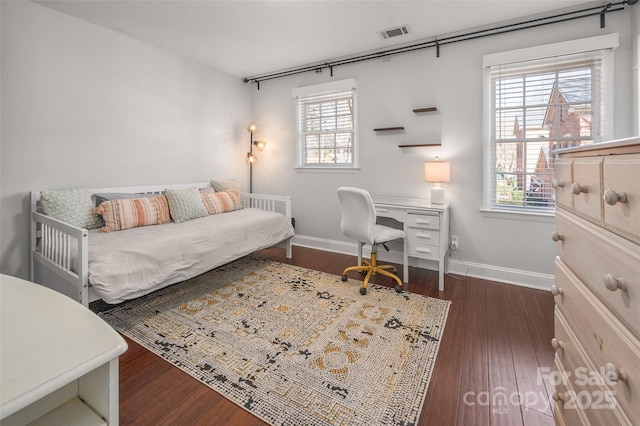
1, 274, 128, 425
371, 196, 450, 291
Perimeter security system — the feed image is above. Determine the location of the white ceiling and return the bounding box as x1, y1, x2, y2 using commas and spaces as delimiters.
34, 0, 596, 79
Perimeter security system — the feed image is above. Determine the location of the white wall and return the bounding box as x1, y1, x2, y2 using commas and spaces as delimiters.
0, 1, 251, 279
250, 11, 636, 288
1, 2, 637, 290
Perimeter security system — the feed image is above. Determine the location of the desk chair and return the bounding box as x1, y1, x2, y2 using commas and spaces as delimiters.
337, 187, 405, 295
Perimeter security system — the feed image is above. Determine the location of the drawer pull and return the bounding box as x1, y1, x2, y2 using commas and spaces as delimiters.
603, 189, 628, 205
416, 219, 432, 225
552, 390, 565, 402
416, 232, 432, 239
604, 362, 629, 383
551, 178, 564, 189
551, 338, 564, 350
551, 285, 564, 296
416, 248, 432, 254
551, 231, 564, 242
603, 274, 627, 292
570, 182, 588, 195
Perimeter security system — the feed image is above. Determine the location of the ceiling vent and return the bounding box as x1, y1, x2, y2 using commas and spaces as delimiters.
379, 25, 410, 40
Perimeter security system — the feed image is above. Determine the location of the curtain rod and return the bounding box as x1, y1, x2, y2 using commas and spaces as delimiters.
243, 1, 634, 89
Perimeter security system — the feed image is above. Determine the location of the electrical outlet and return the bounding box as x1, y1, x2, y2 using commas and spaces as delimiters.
451, 235, 459, 251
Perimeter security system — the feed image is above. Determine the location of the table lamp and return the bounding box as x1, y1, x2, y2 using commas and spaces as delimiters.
424, 158, 450, 204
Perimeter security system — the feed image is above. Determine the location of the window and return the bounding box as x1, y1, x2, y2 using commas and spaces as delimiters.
293, 79, 358, 169
483, 35, 617, 214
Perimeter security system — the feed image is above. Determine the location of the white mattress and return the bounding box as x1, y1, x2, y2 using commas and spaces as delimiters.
87, 208, 294, 304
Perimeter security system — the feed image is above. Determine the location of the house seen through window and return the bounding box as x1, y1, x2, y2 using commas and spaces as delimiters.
484, 35, 616, 214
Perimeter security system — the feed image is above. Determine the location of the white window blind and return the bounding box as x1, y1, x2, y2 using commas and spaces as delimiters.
487, 45, 613, 213
294, 80, 357, 169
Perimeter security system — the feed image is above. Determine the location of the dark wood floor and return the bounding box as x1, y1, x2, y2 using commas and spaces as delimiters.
117, 246, 556, 426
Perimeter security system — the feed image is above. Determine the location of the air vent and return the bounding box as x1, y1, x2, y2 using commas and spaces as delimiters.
379, 25, 410, 40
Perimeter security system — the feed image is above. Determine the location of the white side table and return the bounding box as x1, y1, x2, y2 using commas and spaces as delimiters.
0, 274, 127, 425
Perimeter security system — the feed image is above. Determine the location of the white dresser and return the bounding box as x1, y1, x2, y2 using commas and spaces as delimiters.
551, 138, 640, 425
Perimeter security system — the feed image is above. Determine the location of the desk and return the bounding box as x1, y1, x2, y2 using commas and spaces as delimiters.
371, 196, 450, 291
1, 274, 128, 425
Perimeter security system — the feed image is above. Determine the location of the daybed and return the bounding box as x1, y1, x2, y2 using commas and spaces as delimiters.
30, 182, 294, 307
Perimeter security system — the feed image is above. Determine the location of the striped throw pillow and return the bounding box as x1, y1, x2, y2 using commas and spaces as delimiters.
201, 191, 243, 215
95, 195, 171, 232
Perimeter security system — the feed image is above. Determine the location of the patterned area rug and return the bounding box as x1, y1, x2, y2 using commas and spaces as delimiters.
100, 257, 451, 425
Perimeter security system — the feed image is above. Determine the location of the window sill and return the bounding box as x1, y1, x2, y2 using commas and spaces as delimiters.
480, 208, 554, 223
295, 167, 361, 173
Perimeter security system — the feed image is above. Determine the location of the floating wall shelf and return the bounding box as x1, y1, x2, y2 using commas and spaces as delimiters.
413, 107, 438, 113
398, 143, 442, 148
373, 127, 405, 132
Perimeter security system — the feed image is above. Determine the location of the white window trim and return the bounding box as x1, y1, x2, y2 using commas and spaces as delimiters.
292, 78, 359, 170
481, 34, 618, 216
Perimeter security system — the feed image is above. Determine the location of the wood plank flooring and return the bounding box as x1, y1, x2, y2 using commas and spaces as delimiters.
116, 246, 555, 425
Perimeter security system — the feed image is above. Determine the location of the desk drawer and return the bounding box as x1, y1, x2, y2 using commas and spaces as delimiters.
407, 213, 439, 230
407, 239, 439, 261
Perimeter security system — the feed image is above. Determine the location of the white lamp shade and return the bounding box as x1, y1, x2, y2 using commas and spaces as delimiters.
424, 161, 451, 183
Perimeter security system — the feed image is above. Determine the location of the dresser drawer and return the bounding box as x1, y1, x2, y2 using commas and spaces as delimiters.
571, 157, 603, 223
603, 154, 640, 244
553, 356, 589, 426
406, 213, 439, 230
554, 259, 640, 425
555, 208, 640, 337
554, 158, 573, 209
554, 308, 632, 426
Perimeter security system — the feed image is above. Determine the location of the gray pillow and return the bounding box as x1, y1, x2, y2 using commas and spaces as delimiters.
164, 187, 208, 223
40, 187, 102, 229
93, 192, 157, 207
210, 179, 241, 192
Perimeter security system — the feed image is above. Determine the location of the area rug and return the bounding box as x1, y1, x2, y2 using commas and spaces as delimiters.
100, 257, 451, 425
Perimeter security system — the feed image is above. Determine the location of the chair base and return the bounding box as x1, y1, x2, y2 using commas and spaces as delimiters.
341, 251, 403, 295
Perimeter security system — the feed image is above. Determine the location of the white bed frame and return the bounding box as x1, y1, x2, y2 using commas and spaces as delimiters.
30, 182, 293, 307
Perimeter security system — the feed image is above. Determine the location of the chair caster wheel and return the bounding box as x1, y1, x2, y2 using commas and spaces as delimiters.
341, 275, 348, 282
395, 285, 403, 293
360, 287, 367, 295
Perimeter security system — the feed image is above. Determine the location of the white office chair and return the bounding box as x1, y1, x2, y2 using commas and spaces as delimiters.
337, 187, 405, 295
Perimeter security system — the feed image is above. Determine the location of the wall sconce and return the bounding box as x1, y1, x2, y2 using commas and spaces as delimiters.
246, 122, 267, 193
424, 157, 450, 204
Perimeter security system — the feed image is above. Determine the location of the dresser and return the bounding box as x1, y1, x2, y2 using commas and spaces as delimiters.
550, 138, 640, 425
372, 196, 450, 291
1, 274, 128, 425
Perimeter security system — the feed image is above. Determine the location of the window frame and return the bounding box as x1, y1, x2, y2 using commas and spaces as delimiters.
482, 34, 618, 217
293, 79, 359, 171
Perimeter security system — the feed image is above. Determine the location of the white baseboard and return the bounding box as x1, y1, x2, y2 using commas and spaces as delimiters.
290, 235, 553, 291
447, 259, 553, 291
